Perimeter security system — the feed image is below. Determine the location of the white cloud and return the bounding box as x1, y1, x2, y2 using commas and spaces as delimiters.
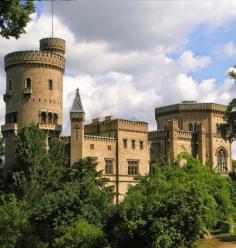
1, 2, 236, 157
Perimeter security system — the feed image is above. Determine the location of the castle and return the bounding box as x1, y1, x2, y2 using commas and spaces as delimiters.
1, 38, 232, 202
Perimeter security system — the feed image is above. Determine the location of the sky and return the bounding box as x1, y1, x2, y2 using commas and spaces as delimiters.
1, 0, 236, 156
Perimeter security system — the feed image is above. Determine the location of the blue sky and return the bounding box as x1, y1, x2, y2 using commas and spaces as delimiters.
186, 21, 236, 84
1, 1, 236, 155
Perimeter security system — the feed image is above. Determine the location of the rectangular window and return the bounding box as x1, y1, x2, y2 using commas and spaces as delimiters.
49, 79, 53, 90
108, 145, 111, 151
123, 139, 127, 148
132, 140, 135, 149
140, 141, 144, 150
128, 160, 139, 175
105, 159, 113, 175
90, 144, 94, 150
9, 79, 12, 91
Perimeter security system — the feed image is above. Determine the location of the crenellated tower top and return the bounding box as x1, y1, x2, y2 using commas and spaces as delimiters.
40, 37, 65, 56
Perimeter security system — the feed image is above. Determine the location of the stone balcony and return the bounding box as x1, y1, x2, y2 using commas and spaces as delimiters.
38, 123, 62, 131
3, 90, 12, 102
23, 88, 32, 95
1, 123, 18, 137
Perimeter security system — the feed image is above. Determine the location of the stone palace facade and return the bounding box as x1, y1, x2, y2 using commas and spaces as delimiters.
1, 38, 232, 202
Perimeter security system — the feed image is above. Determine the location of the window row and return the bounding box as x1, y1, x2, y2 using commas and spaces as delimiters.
123, 139, 144, 150
189, 122, 198, 132
90, 144, 112, 151
7, 78, 54, 91
39, 111, 58, 124
104, 159, 139, 176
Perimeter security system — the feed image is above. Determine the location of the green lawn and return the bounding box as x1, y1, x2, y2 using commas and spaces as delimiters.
197, 239, 221, 248
197, 233, 236, 248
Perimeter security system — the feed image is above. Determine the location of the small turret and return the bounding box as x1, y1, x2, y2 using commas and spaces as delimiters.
70, 89, 85, 166
40, 37, 65, 56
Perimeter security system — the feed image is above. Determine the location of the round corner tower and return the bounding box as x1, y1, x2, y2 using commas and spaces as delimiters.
1, 37, 66, 171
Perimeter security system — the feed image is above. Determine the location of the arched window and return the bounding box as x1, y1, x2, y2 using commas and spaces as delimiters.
194, 123, 198, 132
26, 78, 31, 89
48, 79, 53, 90
48, 112, 53, 123
41, 112, 46, 123
189, 123, 193, 132
53, 113, 58, 124
217, 149, 227, 173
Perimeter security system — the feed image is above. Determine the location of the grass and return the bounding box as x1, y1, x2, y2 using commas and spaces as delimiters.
197, 233, 236, 248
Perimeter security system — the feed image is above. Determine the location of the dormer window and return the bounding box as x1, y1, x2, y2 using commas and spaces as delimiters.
49, 79, 53, 90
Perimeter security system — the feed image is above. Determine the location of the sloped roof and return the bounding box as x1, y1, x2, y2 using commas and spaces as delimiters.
71, 88, 84, 113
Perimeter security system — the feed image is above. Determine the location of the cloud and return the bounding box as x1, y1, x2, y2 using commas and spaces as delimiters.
215, 41, 236, 57
1, 2, 236, 157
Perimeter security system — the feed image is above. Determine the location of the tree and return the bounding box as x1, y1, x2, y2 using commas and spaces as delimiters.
219, 68, 236, 142
0, 0, 35, 39
54, 219, 105, 248
107, 154, 234, 248
0, 194, 29, 248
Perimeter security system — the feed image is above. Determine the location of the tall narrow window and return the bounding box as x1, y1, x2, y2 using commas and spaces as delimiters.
140, 141, 144, 150
53, 113, 58, 124
123, 139, 127, 149
9, 79, 12, 91
128, 161, 139, 175
132, 140, 135, 149
105, 159, 113, 175
41, 112, 46, 123
90, 144, 94, 150
189, 123, 193, 132
26, 78, 31, 89
217, 149, 227, 173
48, 112, 53, 123
49, 79, 53, 90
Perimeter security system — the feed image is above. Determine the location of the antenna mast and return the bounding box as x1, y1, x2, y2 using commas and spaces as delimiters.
52, 0, 54, 37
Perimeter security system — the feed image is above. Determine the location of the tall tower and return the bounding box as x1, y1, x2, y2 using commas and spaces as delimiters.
70, 89, 85, 166
1, 38, 66, 171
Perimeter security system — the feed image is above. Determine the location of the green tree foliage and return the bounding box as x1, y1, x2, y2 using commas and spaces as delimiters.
220, 98, 236, 142
0, 194, 28, 248
107, 153, 234, 248
0, 124, 112, 247
0, 0, 35, 39
54, 219, 105, 248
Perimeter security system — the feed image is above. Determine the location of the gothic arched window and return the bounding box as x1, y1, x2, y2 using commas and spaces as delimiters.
53, 113, 58, 124
194, 123, 198, 132
48, 112, 53, 123
189, 123, 193, 132
217, 149, 227, 173
41, 112, 46, 123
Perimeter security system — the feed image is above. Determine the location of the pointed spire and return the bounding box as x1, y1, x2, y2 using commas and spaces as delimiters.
71, 88, 84, 113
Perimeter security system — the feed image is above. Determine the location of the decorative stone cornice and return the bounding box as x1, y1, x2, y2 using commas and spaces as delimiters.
4, 50, 65, 72
155, 102, 227, 117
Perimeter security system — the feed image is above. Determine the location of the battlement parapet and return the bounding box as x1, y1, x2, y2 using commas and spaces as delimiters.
148, 130, 167, 139
117, 119, 148, 126
84, 135, 117, 142
176, 130, 193, 140
40, 38, 65, 55
155, 102, 226, 117
4, 50, 65, 72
